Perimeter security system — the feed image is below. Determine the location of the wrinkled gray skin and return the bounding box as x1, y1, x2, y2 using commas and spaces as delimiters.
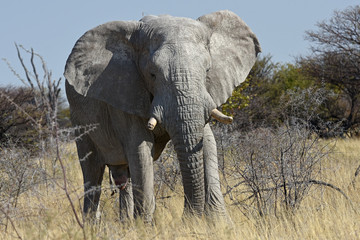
64, 10, 260, 222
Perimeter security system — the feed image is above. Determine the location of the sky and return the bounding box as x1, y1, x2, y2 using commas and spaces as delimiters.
0, 0, 359, 90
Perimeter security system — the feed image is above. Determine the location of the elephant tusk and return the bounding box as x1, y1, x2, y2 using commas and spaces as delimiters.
147, 117, 157, 130
211, 109, 233, 124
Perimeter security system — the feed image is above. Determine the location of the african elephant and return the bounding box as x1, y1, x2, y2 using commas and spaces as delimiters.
64, 10, 260, 222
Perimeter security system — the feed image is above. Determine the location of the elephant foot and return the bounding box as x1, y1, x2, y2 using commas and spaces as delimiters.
205, 189, 232, 225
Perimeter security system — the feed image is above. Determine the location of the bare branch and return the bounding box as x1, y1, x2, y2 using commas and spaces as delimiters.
15, 43, 35, 91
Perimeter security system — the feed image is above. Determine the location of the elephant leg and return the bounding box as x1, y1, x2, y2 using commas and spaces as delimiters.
109, 165, 134, 221
119, 179, 134, 221
108, 108, 155, 222
203, 124, 228, 217
127, 142, 155, 223
76, 135, 105, 218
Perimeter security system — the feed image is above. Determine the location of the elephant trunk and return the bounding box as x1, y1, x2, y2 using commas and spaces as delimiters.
148, 71, 216, 215
169, 104, 206, 216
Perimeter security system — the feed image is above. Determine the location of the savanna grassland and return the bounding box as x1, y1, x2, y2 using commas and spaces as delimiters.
1, 137, 360, 240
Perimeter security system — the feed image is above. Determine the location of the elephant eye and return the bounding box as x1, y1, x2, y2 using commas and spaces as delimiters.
150, 73, 156, 80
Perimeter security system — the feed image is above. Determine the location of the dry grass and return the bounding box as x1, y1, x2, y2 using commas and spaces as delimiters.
1, 138, 360, 240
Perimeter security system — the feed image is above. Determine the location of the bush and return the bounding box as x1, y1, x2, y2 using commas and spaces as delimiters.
0, 87, 43, 150
213, 122, 336, 217
0, 45, 86, 238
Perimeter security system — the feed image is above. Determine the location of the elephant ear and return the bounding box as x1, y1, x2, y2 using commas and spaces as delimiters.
64, 21, 151, 118
198, 10, 261, 107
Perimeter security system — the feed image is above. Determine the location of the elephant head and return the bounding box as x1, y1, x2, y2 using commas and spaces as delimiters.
64, 10, 260, 215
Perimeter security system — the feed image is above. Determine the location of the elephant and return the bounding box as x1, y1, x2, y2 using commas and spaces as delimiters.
64, 10, 260, 222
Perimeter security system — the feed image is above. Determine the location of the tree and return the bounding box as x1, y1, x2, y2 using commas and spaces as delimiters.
1, 44, 69, 150
299, 5, 360, 135
221, 55, 276, 115
222, 54, 323, 131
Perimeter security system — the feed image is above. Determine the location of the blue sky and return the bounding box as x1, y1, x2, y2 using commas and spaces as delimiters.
0, 0, 358, 89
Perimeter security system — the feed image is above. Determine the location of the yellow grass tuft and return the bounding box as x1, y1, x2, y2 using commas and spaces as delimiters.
1, 138, 360, 239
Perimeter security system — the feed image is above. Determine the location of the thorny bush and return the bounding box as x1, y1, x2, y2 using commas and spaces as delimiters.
214, 123, 334, 217
0, 45, 88, 239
